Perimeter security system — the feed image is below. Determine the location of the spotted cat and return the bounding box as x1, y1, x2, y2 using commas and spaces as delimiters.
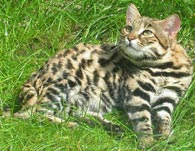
4, 4, 193, 148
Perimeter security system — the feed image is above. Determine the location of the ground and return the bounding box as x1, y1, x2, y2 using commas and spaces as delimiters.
0, 0, 195, 150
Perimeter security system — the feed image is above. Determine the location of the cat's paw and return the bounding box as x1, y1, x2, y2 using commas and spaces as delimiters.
66, 121, 79, 128
139, 135, 154, 150
158, 120, 171, 139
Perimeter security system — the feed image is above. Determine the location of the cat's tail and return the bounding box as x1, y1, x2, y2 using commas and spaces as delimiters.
1, 82, 38, 119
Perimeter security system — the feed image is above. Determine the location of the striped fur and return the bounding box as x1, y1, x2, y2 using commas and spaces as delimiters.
4, 4, 193, 148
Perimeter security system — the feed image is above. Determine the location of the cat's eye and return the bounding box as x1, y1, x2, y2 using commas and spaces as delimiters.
142, 30, 153, 36
123, 25, 132, 33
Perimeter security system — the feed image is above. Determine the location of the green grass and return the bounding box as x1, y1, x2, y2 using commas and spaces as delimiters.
0, 0, 195, 150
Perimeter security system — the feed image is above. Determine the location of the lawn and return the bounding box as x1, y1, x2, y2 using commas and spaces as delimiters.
0, 0, 195, 150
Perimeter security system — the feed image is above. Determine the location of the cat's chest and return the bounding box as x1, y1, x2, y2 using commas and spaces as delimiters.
125, 67, 172, 93
130, 69, 180, 104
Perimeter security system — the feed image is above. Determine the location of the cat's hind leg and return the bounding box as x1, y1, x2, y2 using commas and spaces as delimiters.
11, 105, 79, 128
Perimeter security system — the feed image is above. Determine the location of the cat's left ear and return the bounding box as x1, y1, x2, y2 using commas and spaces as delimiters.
157, 14, 180, 39
126, 4, 141, 25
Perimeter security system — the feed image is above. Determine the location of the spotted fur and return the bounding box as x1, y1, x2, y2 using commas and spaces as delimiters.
4, 4, 193, 148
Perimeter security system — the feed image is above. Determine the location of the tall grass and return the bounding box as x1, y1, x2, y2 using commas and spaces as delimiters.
0, 0, 195, 150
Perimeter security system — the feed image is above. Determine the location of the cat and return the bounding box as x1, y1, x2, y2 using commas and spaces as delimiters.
3, 3, 193, 148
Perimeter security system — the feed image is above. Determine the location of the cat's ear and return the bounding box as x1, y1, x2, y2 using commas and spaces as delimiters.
126, 4, 141, 25
158, 14, 180, 39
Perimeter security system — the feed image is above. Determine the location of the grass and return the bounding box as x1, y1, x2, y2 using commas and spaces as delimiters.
0, 0, 195, 150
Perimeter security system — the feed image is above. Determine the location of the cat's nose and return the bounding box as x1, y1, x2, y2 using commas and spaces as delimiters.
128, 34, 136, 41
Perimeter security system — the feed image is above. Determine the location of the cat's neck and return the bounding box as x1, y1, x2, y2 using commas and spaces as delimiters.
118, 43, 192, 72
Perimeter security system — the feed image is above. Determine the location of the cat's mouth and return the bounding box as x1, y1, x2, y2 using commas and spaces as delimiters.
126, 42, 138, 52
120, 39, 145, 60
128, 41, 132, 47
125, 39, 137, 51
121, 45, 138, 58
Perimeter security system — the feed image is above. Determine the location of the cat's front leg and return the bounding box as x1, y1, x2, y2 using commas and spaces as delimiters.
152, 110, 172, 138
125, 96, 154, 148
151, 88, 179, 139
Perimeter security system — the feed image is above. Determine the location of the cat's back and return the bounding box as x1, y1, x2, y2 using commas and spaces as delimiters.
47, 43, 118, 68
27, 43, 122, 89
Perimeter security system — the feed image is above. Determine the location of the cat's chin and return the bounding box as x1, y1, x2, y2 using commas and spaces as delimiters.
121, 45, 144, 59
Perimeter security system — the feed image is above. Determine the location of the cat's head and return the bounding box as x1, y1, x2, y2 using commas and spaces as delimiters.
120, 4, 180, 67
